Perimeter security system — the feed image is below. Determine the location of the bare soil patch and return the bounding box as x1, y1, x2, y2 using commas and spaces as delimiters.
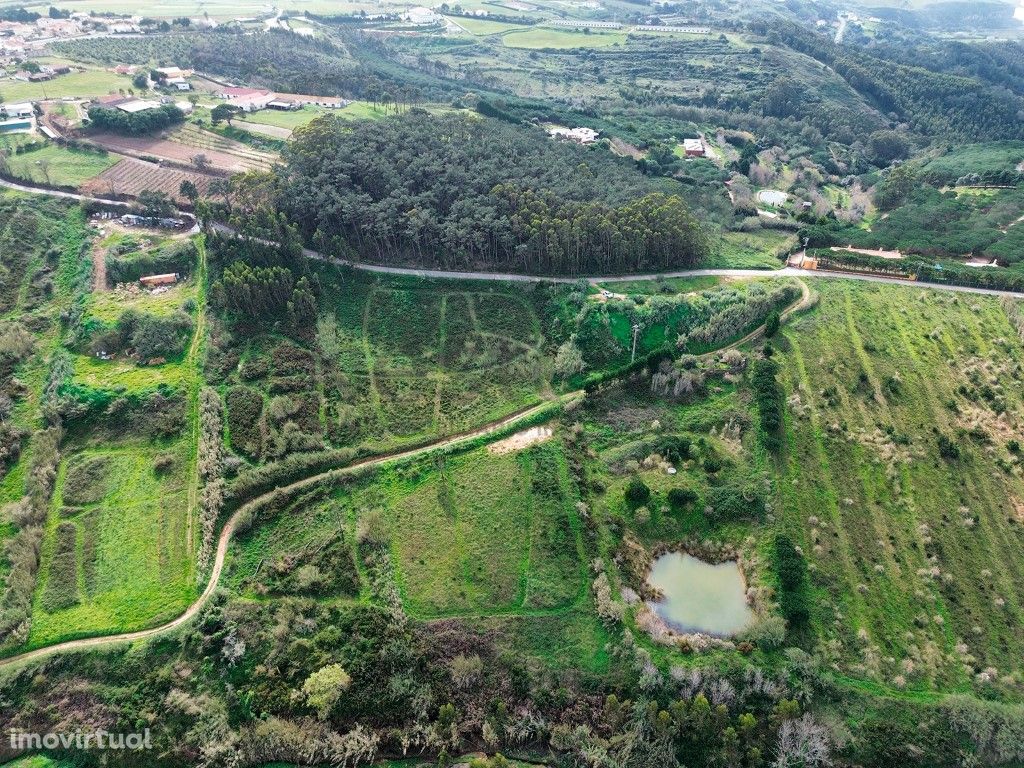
81, 157, 218, 203
88, 132, 268, 174
487, 424, 553, 454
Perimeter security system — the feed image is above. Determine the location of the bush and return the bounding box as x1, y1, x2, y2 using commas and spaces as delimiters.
226, 386, 264, 460
938, 434, 962, 460
775, 534, 811, 634
751, 358, 785, 453
624, 476, 651, 507
668, 486, 698, 508
62, 454, 111, 506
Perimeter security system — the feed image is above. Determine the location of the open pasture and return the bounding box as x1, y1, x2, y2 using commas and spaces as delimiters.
777, 281, 1024, 691
4, 144, 118, 188
502, 27, 627, 48
363, 441, 584, 618
0, 69, 130, 102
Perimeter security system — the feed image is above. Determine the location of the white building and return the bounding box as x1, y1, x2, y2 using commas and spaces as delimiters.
0, 101, 33, 118
116, 99, 162, 113
548, 125, 599, 144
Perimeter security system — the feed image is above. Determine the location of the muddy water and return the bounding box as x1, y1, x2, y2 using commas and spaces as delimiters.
646, 552, 753, 637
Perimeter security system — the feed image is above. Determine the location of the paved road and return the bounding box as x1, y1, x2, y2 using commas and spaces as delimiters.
5, 184, 1016, 298
208, 225, 1024, 299
1, 177, 131, 207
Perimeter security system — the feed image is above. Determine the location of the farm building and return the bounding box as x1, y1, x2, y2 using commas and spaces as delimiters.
548, 125, 599, 144
0, 101, 33, 118
404, 6, 443, 24
216, 86, 271, 99
267, 100, 300, 111
166, 76, 191, 91
228, 92, 277, 112
549, 19, 621, 28
174, 100, 194, 115
683, 138, 706, 157
115, 99, 162, 114
139, 273, 179, 287
155, 66, 188, 80
272, 93, 348, 108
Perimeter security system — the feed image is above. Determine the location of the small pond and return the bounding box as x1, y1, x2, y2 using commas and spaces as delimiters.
756, 189, 788, 206
646, 552, 753, 637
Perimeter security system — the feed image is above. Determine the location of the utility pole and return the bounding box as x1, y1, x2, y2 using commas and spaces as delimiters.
631, 323, 641, 364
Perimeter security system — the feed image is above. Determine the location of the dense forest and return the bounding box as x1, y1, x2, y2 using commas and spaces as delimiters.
274, 113, 710, 274
757, 19, 1024, 141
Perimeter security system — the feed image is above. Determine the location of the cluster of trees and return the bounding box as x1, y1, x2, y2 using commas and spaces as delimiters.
0, 426, 60, 651
58, 29, 430, 106
90, 308, 194, 361
196, 387, 224, 578
278, 113, 709, 274
802, 184, 1024, 266
210, 262, 318, 329
86, 103, 185, 135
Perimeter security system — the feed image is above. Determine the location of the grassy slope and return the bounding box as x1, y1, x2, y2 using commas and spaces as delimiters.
502, 27, 628, 49
5, 144, 118, 188
0, 69, 131, 101
777, 280, 1024, 692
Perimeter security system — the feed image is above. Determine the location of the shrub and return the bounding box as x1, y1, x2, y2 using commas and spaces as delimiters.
668, 486, 698, 508
751, 357, 785, 453
62, 454, 111, 506
624, 476, 651, 507
226, 386, 264, 460
938, 434, 962, 460
40, 521, 79, 612
740, 614, 787, 650
301, 663, 351, 720
775, 534, 811, 634
449, 653, 484, 689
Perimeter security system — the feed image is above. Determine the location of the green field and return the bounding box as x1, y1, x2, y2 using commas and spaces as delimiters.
451, 16, 531, 35
502, 27, 628, 48
86, 279, 196, 324
4, 144, 118, 187
777, 281, 1024, 690
28, 442, 196, 647
706, 229, 795, 270
0, 69, 132, 101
